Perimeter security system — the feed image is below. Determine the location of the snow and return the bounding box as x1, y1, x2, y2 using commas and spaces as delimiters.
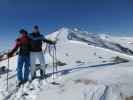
0, 28, 133, 100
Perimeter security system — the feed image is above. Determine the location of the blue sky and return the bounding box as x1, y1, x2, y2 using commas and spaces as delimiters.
0, 0, 133, 50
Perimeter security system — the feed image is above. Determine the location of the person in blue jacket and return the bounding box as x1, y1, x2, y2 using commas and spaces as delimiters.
28, 25, 55, 80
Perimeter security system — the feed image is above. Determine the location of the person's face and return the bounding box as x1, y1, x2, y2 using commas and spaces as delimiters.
19, 33, 26, 37
32, 28, 38, 34
19, 33, 23, 38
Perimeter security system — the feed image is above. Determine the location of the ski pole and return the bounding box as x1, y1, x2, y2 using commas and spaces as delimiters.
48, 44, 54, 78
54, 44, 58, 72
42, 44, 48, 77
52, 44, 58, 83
48, 44, 57, 82
52, 45, 55, 80
6, 50, 9, 91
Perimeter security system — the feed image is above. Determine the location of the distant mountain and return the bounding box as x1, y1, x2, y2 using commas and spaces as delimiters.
47, 27, 133, 55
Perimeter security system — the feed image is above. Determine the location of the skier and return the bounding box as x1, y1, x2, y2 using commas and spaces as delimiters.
28, 25, 55, 80
8, 29, 31, 87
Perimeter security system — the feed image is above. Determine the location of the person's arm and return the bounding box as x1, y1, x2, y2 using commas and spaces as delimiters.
41, 34, 55, 44
28, 34, 55, 44
43, 38, 55, 44
8, 39, 20, 57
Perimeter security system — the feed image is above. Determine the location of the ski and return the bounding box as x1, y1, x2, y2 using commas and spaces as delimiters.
3, 81, 29, 100
3, 86, 20, 100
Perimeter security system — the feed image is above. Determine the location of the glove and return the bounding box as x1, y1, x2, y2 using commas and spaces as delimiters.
51, 40, 57, 44
7, 53, 12, 58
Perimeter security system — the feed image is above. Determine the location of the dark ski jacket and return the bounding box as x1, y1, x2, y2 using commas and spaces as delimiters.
28, 33, 53, 52
10, 34, 31, 56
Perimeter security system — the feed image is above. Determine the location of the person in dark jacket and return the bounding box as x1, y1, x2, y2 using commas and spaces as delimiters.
8, 29, 30, 87
28, 25, 55, 80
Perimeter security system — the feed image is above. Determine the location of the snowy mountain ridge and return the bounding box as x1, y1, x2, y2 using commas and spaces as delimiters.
46, 27, 133, 56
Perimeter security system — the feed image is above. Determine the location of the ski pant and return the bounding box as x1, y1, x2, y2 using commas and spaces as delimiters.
17, 55, 30, 81
30, 52, 45, 78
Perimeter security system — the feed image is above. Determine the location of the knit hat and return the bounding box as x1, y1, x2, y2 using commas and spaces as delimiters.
33, 25, 39, 30
19, 29, 28, 34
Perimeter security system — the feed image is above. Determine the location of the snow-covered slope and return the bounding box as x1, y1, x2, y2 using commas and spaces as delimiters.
0, 28, 133, 100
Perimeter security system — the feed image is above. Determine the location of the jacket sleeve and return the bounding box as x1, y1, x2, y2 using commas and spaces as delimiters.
28, 33, 54, 44
9, 39, 20, 55
43, 38, 54, 44
41, 34, 54, 44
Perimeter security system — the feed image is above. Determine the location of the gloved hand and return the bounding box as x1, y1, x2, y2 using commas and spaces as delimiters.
7, 53, 12, 58
51, 41, 56, 45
